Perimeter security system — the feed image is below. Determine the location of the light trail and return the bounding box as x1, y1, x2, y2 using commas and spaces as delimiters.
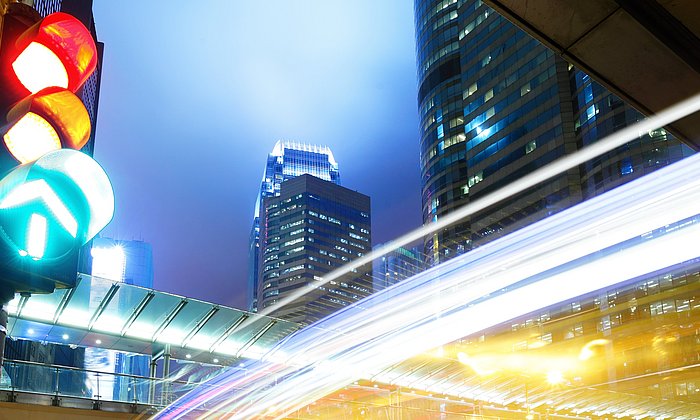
217, 214, 700, 419
223, 170, 700, 419
247, 91, 700, 329
155, 127, 700, 419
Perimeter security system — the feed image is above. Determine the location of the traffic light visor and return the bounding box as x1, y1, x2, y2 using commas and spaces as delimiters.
33, 149, 114, 243
12, 12, 97, 93
3, 87, 91, 163
0, 149, 114, 261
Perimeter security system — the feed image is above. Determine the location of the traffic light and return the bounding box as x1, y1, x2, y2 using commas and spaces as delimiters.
0, 3, 113, 296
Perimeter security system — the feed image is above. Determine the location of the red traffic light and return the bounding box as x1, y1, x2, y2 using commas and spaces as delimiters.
12, 12, 97, 94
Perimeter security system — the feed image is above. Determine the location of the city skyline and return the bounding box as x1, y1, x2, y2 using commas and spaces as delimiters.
3, 1, 700, 417
90, 1, 421, 309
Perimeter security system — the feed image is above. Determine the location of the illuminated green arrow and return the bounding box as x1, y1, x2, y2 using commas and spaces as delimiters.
0, 179, 78, 239
25, 213, 47, 259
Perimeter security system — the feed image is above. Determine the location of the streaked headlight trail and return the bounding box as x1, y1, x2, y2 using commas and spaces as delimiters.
155, 96, 700, 419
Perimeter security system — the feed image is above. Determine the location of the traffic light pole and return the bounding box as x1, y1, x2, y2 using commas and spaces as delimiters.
0, 0, 9, 383
0, 284, 13, 381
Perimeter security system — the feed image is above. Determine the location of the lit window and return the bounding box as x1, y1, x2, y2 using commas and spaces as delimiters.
520, 82, 531, 96
484, 88, 493, 102
464, 82, 477, 99
620, 157, 633, 175
585, 104, 597, 121
525, 140, 536, 154
468, 171, 483, 187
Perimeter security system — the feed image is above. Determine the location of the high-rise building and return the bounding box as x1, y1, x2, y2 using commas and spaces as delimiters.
415, 0, 692, 264
258, 174, 371, 325
414, 0, 698, 408
249, 141, 341, 312
85, 237, 154, 403
373, 246, 424, 294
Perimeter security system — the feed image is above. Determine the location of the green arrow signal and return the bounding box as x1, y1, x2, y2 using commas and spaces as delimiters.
0, 179, 78, 238
25, 213, 47, 259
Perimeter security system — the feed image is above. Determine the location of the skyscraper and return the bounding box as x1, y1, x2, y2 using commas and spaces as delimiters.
373, 246, 424, 293
258, 174, 371, 325
86, 237, 154, 403
249, 141, 340, 311
415, 0, 692, 264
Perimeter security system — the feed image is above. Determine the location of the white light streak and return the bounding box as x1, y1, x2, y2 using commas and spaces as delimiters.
250, 92, 700, 328
157, 95, 700, 419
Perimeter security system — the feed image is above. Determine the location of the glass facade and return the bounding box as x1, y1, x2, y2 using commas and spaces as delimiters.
259, 174, 371, 325
85, 237, 154, 403
415, 0, 692, 265
570, 72, 693, 199
249, 141, 340, 312
410, 2, 700, 416
372, 246, 424, 296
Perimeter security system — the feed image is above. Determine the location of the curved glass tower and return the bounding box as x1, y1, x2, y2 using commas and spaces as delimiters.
415, 0, 691, 265
248, 141, 340, 311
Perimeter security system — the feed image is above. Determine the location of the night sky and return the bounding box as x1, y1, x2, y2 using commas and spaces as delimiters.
91, 1, 422, 309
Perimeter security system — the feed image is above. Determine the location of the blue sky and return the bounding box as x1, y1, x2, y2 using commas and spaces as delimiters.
92, 1, 422, 308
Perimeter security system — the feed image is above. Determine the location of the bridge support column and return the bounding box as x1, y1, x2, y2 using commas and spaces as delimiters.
0, 285, 14, 382
160, 344, 171, 405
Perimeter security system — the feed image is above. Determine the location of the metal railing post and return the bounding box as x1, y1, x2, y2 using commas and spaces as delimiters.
93, 372, 101, 410
51, 366, 60, 406
149, 357, 157, 405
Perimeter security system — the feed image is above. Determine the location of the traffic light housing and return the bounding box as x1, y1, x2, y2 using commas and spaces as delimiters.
0, 3, 113, 295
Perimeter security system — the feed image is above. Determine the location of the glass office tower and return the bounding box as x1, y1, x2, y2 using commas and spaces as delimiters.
258, 174, 371, 325
414, 0, 698, 411
415, 0, 691, 264
249, 141, 341, 312
373, 246, 424, 293
86, 237, 154, 403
